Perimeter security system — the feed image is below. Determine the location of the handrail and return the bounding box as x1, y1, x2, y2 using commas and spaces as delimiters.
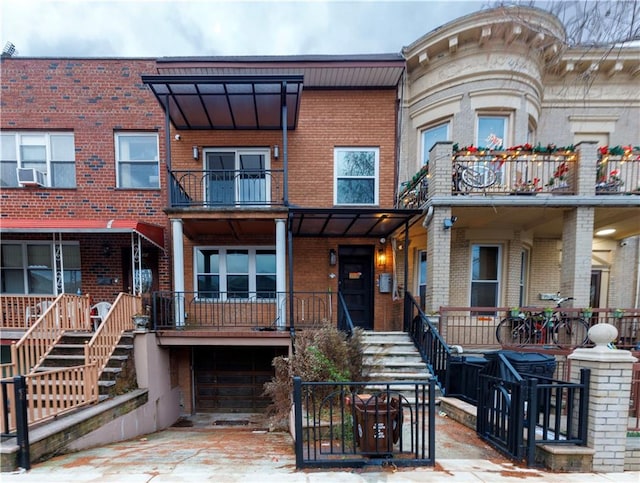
85, 293, 139, 377
337, 291, 355, 337
405, 292, 451, 394
8, 294, 91, 378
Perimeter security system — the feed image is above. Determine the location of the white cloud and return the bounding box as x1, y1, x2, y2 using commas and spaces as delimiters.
1, 0, 485, 57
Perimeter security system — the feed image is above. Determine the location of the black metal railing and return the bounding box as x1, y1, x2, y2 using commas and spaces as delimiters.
151, 291, 333, 331
168, 168, 285, 207
477, 354, 590, 467
293, 377, 436, 469
337, 291, 355, 337
405, 292, 452, 395
1, 376, 30, 470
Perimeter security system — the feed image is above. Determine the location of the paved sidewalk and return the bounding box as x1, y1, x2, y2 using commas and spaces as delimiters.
2, 414, 639, 482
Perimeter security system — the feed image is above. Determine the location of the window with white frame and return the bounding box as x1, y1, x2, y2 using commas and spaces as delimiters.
205, 149, 270, 205
115, 132, 159, 188
0, 132, 76, 187
477, 116, 508, 149
470, 244, 501, 313
0, 242, 81, 294
334, 147, 379, 205
519, 248, 529, 307
421, 122, 449, 165
195, 247, 276, 300
417, 250, 427, 310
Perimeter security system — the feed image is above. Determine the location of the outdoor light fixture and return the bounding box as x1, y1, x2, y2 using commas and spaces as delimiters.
377, 247, 387, 268
273, 144, 279, 159
443, 216, 458, 230
192, 146, 199, 160
595, 228, 616, 236
329, 248, 337, 266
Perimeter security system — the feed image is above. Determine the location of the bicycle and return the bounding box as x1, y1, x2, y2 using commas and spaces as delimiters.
495, 295, 590, 349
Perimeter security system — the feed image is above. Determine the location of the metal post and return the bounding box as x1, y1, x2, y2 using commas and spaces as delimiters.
526, 378, 538, 466
293, 377, 303, 468
14, 376, 30, 470
578, 368, 590, 444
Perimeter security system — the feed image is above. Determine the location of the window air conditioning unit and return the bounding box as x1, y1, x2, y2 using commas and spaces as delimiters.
17, 168, 46, 187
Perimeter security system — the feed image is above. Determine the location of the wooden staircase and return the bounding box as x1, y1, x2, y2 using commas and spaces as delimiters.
34, 331, 137, 398
361, 331, 435, 401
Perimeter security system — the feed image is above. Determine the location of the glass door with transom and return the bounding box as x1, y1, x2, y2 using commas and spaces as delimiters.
205, 149, 269, 206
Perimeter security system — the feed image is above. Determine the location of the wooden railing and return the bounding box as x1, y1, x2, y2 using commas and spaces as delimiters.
0, 295, 58, 329
6, 294, 91, 378
0, 363, 99, 434
85, 293, 139, 375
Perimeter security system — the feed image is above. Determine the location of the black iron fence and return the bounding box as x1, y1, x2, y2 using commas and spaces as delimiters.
476, 354, 590, 467
292, 377, 436, 469
1, 376, 30, 470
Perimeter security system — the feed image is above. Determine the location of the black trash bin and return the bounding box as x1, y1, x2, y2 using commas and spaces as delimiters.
485, 350, 556, 380
353, 394, 400, 455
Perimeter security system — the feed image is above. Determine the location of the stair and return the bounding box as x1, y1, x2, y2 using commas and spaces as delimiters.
34, 331, 137, 398
360, 331, 436, 402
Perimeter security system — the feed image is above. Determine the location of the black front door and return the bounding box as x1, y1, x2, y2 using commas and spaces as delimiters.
338, 246, 374, 330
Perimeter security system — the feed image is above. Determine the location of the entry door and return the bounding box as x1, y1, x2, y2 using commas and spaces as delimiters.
338, 246, 374, 330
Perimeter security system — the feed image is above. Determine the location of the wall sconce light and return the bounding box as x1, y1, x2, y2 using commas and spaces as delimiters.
102, 243, 112, 257
377, 247, 387, 268
443, 216, 458, 230
273, 144, 279, 159
329, 248, 337, 266
192, 145, 199, 160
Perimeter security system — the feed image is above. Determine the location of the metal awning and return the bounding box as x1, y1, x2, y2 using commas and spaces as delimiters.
141, 74, 304, 130
289, 208, 423, 238
0, 218, 165, 249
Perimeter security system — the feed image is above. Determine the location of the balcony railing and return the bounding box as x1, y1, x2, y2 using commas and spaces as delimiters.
151, 291, 334, 331
169, 169, 285, 207
397, 147, 640, 208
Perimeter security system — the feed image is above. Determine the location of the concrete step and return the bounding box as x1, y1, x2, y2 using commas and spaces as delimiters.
367, 371, 430, 380
364, 355, 424, 365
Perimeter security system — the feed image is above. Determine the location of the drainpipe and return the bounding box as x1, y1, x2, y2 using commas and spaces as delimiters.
281, 81, 288, 206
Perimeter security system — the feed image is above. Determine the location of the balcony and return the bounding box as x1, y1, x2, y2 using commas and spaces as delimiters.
151, 291, 333, 332
169, 168, 285, 208
398, 146, 640, 208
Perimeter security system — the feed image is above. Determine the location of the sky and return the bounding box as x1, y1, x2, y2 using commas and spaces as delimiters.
0, 0, 493, 58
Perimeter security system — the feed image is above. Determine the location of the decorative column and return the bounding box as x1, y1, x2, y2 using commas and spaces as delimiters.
568, 323, 637, 472
275, 218, 287, 330
171, 219, 185, 328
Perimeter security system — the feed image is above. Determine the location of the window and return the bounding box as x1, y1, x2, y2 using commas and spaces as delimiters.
115, 133, 159, 188
0, 132, 75, 187
195, 247, 276, 300
417, 250, 427, 310
477, 116, 507, 149
205, 149, 270, 205
334, 147, 379, 205
470, 245, 501, 314
519, 248, 529, 307
0, 242, 81, 294
421, 122, 449, 165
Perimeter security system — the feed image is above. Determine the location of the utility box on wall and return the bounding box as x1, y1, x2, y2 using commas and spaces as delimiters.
379, 273, 391, 293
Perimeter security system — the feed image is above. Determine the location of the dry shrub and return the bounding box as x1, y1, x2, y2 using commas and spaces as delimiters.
263, 326, 364, 430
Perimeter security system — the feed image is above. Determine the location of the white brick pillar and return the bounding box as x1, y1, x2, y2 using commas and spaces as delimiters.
425, 207, 452, 314
561, 207, 594, 307
576, 141, 598, 196
568, 323, 637, 472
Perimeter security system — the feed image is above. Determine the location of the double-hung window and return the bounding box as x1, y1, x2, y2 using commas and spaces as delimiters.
115, 133, 159, 188
205, 149, 270, 205
421, 122, 449, 165
334, 147, 379, 205
196, 247, 276, 300
470, 244, 501, 314
0, 132, 76, 187
0, 242, 81, 294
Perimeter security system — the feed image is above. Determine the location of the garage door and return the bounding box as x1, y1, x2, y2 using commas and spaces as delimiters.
194, 346, 286, 413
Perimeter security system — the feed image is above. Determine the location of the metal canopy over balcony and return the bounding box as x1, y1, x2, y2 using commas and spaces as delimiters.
289, 207, 423, 238
142, 74, 303, 130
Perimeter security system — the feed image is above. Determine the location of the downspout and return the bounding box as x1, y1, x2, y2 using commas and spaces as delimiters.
164, 94, 172, 207
282, 81, 289, 206
288, 218, 295, 345
635, 238, 640, 309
